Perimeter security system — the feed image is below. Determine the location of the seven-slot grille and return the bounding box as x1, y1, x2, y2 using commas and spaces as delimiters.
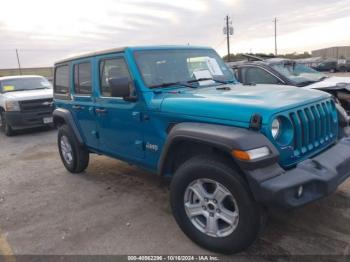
19, 98, 53, 112
289, 99, 337, 156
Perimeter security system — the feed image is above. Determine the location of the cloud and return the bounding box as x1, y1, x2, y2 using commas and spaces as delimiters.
0, 0, 349, 68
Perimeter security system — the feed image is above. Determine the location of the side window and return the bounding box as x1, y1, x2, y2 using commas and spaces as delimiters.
243, 67, 280, 84
74, 62, 92, 95
99, 58, 131, 97
54, 65, 69, 94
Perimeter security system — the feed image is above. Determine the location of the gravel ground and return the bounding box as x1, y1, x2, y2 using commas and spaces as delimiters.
0, 126, 349, 258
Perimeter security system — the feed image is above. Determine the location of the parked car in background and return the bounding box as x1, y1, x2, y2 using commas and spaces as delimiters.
337, 59, 350, 72
0, 75, 54, 136
53, 46, 350, 254
312, 59, 338, 73
229, 57, 350, 114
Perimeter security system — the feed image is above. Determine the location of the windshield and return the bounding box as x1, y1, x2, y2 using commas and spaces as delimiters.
271, 62, 326, 86
134, 49, 236, 88
1, 77, 52, 93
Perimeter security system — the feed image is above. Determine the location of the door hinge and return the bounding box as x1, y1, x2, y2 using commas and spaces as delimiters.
91, 130, 99, 139
134, 140, 144, 151
132, 111, 142, 121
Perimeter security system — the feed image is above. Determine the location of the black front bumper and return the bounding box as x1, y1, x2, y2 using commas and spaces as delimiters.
248, 138, 350, 208
4, 110, 53, 130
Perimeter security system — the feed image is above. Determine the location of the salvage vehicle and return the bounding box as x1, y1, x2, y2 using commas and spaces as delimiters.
312, 59, 338, 73
229, 57, 350, 114
53, 46, 350, 254
0, 75, 54, 136
337, 59, 350, 72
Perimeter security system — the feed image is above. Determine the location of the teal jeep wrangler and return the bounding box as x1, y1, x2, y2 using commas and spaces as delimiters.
53, 46, 350, 254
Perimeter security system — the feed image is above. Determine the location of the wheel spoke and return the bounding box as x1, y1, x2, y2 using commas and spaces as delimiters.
205, 215, 219, 235
60, 141, 67, 152
212, 183, 230, 203
189, 180, 209, 201
67, 153, 73, 162
185, 203, 205, 217
218, 208, 238, 225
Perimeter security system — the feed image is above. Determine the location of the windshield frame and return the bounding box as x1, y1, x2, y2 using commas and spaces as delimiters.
0, 77, 52, 93
133, 48, 237, 90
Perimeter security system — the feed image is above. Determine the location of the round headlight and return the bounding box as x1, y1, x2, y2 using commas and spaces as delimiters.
271, 118, 281, 139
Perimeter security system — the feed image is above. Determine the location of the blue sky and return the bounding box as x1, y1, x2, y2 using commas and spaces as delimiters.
0, 0, 349, 68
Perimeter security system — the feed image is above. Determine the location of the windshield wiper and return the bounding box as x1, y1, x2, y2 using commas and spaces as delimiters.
317, 76, 329, 82
187, 78, 230, 84
296, 80, 318, 87
149, 78, 232, 89
149, 81, 195, 89
297, 76, 329, 87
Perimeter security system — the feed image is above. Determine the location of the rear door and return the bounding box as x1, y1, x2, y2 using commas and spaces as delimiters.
71, 60, 99, 149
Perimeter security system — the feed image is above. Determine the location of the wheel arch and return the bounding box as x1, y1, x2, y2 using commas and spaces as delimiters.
53, 108, 84, 145
158, 122, 279, 179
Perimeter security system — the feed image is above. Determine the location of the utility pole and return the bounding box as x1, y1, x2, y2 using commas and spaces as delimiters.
226, 15, 231, 62
223, 15, 233, 62
15, 49, 22, 75
274, 18, 277, 56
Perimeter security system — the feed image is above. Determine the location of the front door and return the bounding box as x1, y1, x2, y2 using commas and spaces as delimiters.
95, 55, 144, 160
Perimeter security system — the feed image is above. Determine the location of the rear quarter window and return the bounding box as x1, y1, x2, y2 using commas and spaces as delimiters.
54, 65, 70, 97
74, 62, 92, 95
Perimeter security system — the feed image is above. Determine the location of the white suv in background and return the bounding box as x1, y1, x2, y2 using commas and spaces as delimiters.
0, 75, 54, 136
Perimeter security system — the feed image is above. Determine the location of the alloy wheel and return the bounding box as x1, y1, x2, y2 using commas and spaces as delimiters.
184, 178, 239, 238
60, 135, 73, 165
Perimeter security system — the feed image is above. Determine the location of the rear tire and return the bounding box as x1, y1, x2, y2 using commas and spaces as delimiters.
170, 155, 262, 254
0, 111, 14, 136
58, 124, 89, 173
339, 67, 347, 72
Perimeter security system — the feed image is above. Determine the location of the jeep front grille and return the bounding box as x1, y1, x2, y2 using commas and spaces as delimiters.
19, 99, 53, 112
289, 100, 337, 157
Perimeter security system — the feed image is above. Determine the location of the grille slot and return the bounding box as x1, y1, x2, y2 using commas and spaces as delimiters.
289, 100, 336, 156
19, 99, 53, 112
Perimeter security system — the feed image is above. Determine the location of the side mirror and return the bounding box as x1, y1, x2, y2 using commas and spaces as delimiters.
108, 77, 134, 99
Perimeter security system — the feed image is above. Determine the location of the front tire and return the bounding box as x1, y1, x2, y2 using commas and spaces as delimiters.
0, 111, 14, 136
58, 125, 89, 173
170, 155, 262, 254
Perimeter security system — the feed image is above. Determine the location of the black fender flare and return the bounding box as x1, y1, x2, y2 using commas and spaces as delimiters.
53, 108, 84, 145
157, 122, 280, 176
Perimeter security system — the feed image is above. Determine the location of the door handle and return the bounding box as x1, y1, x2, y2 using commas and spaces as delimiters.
72, 105, 83, 110
95, 108, 107, 114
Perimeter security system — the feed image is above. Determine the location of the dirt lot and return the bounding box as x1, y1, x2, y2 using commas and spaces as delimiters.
0, 128, 350, 258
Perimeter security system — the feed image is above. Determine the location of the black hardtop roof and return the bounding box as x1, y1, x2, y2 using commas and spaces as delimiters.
54, 45, 212, 65
55, 47, 127, 65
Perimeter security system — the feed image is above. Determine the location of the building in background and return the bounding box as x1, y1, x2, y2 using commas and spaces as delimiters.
0, 67, 53, 80
312, 46, 350, 59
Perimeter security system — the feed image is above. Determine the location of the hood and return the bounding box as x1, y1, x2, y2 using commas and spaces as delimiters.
2, 88, 53, 101
157, 84, 330, 125
304, 76, 350, 91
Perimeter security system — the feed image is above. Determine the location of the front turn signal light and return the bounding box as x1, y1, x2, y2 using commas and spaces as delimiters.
232, 147, 270, 161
